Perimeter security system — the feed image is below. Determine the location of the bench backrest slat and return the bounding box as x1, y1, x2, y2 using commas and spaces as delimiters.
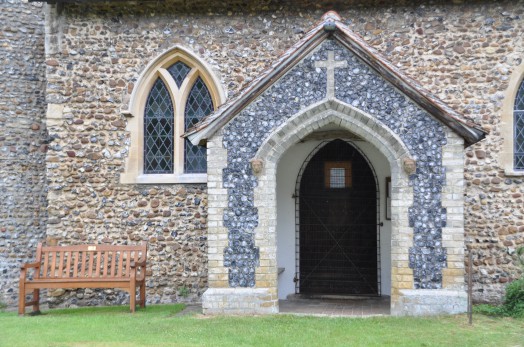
110, 251, 116, 277
42, 251, 49, 278
80, 251, 86, 278
36, 243, 146, 280
94, 251, 102, 277
65, 252, 72, 278
103, 252, 109, 277
57, 251, 64, 277
88, 251, 95, 277
73, 251, 79, 278
117, 251, 124, 277
125, 251, 131, 277
51, 252, 57, 278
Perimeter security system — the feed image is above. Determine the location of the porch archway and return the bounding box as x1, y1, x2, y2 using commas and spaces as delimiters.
253, 99, 414, 310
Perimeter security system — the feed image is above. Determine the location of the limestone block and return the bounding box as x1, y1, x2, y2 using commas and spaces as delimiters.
392, 289, 467, 316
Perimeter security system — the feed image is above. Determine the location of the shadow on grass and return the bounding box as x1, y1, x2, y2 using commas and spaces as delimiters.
16, 303, 186, 317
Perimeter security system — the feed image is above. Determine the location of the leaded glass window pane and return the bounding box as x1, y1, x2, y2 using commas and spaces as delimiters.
184, 77, 213, 173
515, 111, 524, 170
167, 61, 191, 88
515, 80, 524, 170
330, 168, 346, 188
144, 78, 174, 174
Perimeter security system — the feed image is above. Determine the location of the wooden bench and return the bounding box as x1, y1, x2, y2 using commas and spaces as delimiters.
19, 242, 147, 315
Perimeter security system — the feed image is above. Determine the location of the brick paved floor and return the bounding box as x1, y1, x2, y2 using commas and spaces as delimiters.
182, 296, 390, 317
278, 295, 390, 317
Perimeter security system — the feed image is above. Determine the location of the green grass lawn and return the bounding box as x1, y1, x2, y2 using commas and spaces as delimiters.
0, 305, 523, 347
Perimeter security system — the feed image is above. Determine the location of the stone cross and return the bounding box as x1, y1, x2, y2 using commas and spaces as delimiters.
315, 50, 347, 99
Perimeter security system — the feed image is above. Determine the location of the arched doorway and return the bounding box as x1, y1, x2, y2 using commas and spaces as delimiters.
296, 139, 380, 296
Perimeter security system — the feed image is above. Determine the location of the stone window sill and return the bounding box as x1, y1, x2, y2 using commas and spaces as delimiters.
504, 169, 524, 177
120, 173, 207, 184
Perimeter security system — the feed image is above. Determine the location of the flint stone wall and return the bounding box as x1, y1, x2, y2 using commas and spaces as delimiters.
221, 38, 448, 290
0, 0, 47, 307
1, 0, 520, 307
45, 184, 208, 307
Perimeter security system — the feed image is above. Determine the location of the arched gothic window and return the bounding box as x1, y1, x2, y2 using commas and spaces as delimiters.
144, 78, 174, 174
143, 62, 213, 174
514, 79, 524, 170
121, 47, 225, 184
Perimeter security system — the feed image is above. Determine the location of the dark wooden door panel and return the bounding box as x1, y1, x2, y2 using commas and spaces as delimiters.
298, 140, 379, 296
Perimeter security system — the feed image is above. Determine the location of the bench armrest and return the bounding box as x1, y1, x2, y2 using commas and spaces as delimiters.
130, 257, 146, 268
20, 262, 40, 283
21, 262, 40, 270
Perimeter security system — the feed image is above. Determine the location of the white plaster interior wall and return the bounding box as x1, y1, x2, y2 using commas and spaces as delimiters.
276, 141, 318, 300
276, 138, 391, 300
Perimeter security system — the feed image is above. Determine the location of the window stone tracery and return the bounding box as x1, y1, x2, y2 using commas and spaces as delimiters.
120, 47, 225, 184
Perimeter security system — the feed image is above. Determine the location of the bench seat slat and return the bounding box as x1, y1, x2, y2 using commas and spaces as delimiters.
25, 281, 134, 291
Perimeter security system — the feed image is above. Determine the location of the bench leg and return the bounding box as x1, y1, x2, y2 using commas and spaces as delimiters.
32, 289, 40, 314
140, 282, 146, 308
130, 287, 136, 313
18, 282, 26, 316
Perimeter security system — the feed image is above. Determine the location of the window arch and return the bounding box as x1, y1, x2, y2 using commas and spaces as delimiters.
121, 47, 225, 184
501, 62, 524, 175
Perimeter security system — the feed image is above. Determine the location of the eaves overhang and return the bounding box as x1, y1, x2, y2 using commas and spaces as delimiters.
185, 11, 486, 148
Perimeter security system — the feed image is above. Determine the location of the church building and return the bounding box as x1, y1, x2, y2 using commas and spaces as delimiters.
1, 0, 523, 316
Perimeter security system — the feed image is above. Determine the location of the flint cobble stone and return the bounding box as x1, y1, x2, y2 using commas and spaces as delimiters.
0, 0, 47, 306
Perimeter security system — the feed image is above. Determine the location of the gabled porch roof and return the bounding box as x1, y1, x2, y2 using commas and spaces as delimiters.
185, 11, 486, 147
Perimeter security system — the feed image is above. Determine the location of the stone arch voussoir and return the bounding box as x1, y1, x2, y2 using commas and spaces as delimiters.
257, 99, 411, 174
